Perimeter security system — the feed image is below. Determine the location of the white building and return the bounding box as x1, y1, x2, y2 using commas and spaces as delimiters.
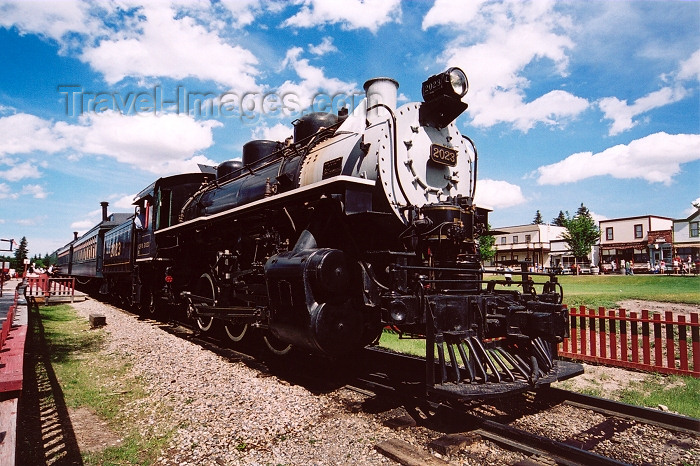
672, 208, 700, 262
491, 224, 566, 270
599, 215, 673, 269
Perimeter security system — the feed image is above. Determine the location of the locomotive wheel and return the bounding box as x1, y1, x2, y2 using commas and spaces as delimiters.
195, 273, 215, 332
224, 322, 248, 342
263, 333, 292, 356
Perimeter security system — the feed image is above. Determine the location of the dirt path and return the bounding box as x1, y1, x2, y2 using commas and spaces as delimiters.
616, 300, 699, 316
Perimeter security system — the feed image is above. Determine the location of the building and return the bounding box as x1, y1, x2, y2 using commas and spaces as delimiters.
491, 224, 566, 270
549, 237, 599, 272
672, 208, 700, 262
598, 215, 673, 269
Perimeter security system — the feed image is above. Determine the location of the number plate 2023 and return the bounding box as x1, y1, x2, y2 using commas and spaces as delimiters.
430, 144, 458, 166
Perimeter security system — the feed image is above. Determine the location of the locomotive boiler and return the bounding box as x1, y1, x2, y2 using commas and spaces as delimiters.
59, 67, 582, 399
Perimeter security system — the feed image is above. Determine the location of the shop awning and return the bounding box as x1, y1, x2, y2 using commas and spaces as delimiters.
599, 241, 647, 250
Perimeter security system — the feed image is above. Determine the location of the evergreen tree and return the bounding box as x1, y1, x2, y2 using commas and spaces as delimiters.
575, 202, 590, 218
532, 210, 544, 225
553, 210, 566, 226
562, 205, 599, 273
478, 224, 496, 264
13, 236, 28, 270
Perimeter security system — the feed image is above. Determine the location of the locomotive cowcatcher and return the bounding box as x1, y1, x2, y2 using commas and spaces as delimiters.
57, 67, 583, 400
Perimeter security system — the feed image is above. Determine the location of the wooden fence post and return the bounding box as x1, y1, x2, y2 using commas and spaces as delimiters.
678, 315, 688, 372
608, 309, 617, 361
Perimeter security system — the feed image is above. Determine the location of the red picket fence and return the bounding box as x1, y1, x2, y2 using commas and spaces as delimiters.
0, 289, 18, 350
559, 306, 700, 377
25, 274, 76, 304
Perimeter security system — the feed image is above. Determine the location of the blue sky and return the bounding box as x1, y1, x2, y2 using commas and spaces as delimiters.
0, 0, 698, 257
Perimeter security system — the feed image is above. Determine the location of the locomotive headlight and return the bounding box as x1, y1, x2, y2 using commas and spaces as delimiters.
422, 67, 469, 102
419, 67, 470, 128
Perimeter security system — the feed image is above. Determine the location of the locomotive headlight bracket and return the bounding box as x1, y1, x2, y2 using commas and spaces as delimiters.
420, 67, 469, 129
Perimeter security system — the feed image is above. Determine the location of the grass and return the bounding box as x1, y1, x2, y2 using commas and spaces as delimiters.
618, 375, 700, 419
554, 274, 700, 309
39, 304, 172, 465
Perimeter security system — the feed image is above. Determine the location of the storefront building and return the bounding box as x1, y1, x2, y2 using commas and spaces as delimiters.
599, 215, 673, 270
672, 208, 700, 263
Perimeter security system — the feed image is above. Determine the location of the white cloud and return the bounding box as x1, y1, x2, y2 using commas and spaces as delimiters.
0, 160, 43, 182
0, 1, 262, 89
535, 132, 700, 186
16, 215, 47, 227
598, 86, 688, 136
422, 0, 486, 30
109, 193, 138, 210
434, 1, 588, 132
80, 3, 260, 90
70, 218, 97, 235
678, 48, 700, 82
251, 123, 293, 142
308, 37, 338, 56
474, 179, 526, 209
599, 49, 698, 136
589, 211, 608, 224
22, 184, 48, 199
0, 0, 103, 47
0, 111, 221, 175
0, 113, 69, 156
277, 47, 357, 115
283, 0, 401, 32
59, 111, 222, 174
217, 0, 266, 28
0, 183, 18, 200
682, 199, 700, 217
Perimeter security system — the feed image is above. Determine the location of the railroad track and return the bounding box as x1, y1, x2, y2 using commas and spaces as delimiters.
127, 312, 700, 465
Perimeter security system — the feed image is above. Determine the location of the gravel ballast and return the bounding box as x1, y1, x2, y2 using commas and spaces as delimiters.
67, 299, 698, 465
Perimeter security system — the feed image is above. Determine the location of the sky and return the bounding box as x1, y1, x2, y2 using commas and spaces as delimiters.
0, 0, 698, 258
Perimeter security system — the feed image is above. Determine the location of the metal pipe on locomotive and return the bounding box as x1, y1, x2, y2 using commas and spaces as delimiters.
55, 68, 582, 400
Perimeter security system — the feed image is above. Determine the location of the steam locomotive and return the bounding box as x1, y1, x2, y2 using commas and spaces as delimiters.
55, 68, 582, 399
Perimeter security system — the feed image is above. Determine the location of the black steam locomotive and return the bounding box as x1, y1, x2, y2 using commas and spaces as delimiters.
55, 68, 582, 399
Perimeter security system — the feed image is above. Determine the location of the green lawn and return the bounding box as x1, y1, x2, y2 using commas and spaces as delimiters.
554, 274, 700, 309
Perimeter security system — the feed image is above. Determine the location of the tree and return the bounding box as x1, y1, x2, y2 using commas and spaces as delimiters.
532, 210, 544, 225
562, 205, 599, 274
575, 202, 590, 218
478, 224, 496, 265
13, 236, 28, 270
553, 210, 566, 227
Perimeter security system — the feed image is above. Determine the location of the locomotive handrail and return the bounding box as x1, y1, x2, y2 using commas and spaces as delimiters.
462, 135, 477, 199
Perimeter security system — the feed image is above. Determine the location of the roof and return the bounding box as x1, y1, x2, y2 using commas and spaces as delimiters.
673, 208, 700, 223
599, 214, 673, 224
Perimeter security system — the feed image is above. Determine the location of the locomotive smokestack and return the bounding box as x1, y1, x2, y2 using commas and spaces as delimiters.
100, 201, 109, 222
364, 77, 398, 122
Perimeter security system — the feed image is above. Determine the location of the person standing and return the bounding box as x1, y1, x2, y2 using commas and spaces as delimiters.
504, 266, 513, 286
620, 259, 626, 275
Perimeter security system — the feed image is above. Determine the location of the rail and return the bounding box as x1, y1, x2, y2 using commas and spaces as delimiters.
559, 306, 700, 378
